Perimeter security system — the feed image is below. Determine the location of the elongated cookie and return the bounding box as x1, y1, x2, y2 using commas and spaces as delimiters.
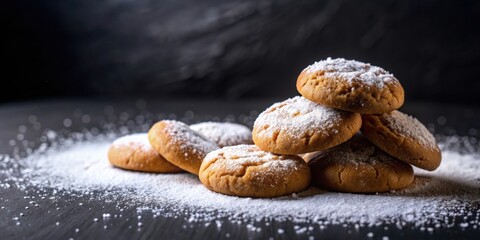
148, 120, 219, 175
296, 58, 404, 114
361, 110, 442, 171
190, 122, 253, 147
108, 133, 184, 173
199, 145, 311, 198
252, 96, 362, 154
309, 135, 414, 193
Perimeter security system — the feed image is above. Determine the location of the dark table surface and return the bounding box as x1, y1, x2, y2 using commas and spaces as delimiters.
0, 98, 479, 240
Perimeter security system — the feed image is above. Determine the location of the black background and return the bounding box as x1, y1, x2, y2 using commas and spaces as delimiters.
2, 1, 480, 238
2, 0, 480, 104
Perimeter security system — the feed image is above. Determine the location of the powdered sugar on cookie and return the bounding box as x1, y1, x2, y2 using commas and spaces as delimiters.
163, 120, 219, 157
305, 57, 396, 87
385, 111, 438, 150
200, 144, 309, 197
204, 145, 299, 173
254, 96, 342, 138
190, 122, 252, 147
112, 133, 152, 152
315, 135, 399, 166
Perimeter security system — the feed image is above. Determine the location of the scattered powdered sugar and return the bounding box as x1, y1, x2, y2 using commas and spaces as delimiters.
190, 122, 252, 147
163, 120, 219, 156
111, 133, 152, 152
2, 132, 479, 230
305, 57, 396, 87
203, 145, 300, 173
385, 111, 438, 150
1, 107, 479, 235
253, 96, 343, 138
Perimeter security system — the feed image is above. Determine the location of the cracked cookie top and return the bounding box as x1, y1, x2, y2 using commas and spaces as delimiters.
361, 110, 442, 171
252, 96, 361, 154
190, 122, 253, 147
296, 58, 404, 114
148, 120, 219, 175
199, 145, 310, 198
308, 135, 414, 193
304, 58, 396, 87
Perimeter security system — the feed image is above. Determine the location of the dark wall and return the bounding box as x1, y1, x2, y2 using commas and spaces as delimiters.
3, 0, 480, 104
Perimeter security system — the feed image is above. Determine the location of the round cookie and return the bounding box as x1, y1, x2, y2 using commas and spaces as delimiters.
148, 120, 219, 175
108, 133, 184, 173
252, 96, 362, 154
199, 145, 311, 198
190, 122, 253, 147
296, 58, 404, 114
309, 135, 414, 193
361, 110, 442, 171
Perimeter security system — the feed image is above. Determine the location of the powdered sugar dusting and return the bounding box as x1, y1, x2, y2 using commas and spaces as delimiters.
305, 58, 396, 87
253, 96, 342, 139
3, 134, 478, 229
385, 111, 438, 150
1, 108, 479, 235
203, 145, 299, 173
190, 122, 252, 147
163, 120, 219, 157
112, 133, 152, 152
308, 135, 400, 166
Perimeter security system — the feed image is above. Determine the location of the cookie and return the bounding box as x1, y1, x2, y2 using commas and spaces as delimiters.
199, 145, 311, 198
252, 96, 362, 154
296, 58, 404, 114
190, 122, 253, 147
361, 110, 442, 171
308, 135, 414, 193
108, 133, 184, 173
148, 120, 219, 175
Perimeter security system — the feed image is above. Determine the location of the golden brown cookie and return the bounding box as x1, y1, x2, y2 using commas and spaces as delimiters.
309, 135, 414, 193
108, 133, 184, 173
199, 145, 311, 198
252, 96, 362, 154
361, 110, 442, 171
190, 122, 253, 147
148, 120, 219, 175
296, 58, 404, 114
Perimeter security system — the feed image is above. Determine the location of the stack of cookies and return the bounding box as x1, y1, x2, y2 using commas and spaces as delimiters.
251, 57, 442, 194
107, 57, 442, 198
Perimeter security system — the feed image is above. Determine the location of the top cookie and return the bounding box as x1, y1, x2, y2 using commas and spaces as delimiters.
361, 110, 442, 171
296, 58, 404, 114
190, 122, 253, 147
148, 120, 219, 175
252, 96, 361, 154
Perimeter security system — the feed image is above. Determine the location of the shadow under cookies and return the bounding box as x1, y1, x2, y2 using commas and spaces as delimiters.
391, 175, 480, 199
271, 175, 480, 203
